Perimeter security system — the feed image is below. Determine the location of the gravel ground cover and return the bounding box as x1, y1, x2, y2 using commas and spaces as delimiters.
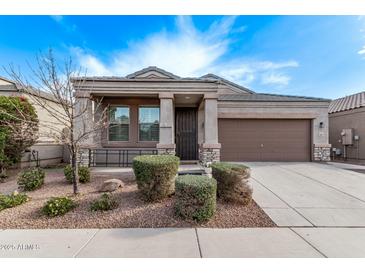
0, 169, 275, 228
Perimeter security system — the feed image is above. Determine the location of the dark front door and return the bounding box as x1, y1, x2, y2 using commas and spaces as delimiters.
175, 108, 198, 160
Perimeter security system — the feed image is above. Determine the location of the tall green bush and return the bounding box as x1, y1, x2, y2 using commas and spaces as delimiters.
0, 95, 39, 178
132, 155, 179, 201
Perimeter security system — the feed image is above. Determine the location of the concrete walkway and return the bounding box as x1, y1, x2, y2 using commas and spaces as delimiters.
248, 162, 365, 227
2, 227, 365, 258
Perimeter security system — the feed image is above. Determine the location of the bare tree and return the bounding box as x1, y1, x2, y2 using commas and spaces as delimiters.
5, 50, 108, 194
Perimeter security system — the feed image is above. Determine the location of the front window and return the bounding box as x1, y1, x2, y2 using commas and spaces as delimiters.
109, 106, 130, 141
139, 107, 160, 141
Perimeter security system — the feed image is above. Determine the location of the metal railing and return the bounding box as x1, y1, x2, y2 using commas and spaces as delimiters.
88, 148, 158, 167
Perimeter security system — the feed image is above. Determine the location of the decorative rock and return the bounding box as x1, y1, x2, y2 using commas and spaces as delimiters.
99, 179, 124, 192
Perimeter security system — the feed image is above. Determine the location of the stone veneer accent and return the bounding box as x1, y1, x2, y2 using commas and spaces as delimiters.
313, 144, 331, 161
156, 144, 176, 156
77, 148, 91, 167
157, 148, 176, 155
199, 144, 221, 167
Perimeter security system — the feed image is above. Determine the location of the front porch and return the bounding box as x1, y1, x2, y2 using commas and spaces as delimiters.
73, 71, 222, 167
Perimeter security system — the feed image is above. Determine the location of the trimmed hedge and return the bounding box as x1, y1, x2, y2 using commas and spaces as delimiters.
211, 162, 252, 205
90, 193, 118, 211
175, 175, 217, 222
64, 165, 91, 184
42, 197, 75, 217
17, 167, 45, 191
132, 155, 179, 201
0, 192, 29, 211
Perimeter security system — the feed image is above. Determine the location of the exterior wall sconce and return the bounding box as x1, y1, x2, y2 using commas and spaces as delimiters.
319, 122, 324, 128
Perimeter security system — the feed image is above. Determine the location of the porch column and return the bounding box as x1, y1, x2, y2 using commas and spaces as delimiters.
157, 92, 175, 155
199, 94, 221, 166
74, 93, 96, 166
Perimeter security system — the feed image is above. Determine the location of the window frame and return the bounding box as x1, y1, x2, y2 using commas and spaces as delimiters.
138, 105, 160, 142
107, 105, 131, 142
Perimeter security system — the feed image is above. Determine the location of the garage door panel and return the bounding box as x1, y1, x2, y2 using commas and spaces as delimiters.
218, 119, 311, 162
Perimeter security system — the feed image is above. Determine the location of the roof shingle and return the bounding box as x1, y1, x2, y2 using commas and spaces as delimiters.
329, 91, 365, 113
219, 93, 330, 102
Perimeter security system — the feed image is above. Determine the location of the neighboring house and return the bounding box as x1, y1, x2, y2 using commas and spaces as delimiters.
329, 91, 365, 161
0, 76, 67, 167
72, 66, 331, 167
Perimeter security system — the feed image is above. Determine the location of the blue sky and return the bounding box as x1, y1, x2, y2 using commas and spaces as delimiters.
0, 15, 364, 99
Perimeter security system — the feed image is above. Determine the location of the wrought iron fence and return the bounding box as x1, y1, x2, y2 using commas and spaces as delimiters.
88, 148, 158, 167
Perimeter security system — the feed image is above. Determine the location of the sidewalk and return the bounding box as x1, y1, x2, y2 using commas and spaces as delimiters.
1, 227, 365, 258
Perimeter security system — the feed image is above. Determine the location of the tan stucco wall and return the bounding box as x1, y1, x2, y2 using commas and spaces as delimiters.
23, 94, 67, 144
20, 143, 64, 168
329, 108, 365, 160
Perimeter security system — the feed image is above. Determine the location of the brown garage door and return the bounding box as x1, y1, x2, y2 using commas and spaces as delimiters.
218, 119, 311, 162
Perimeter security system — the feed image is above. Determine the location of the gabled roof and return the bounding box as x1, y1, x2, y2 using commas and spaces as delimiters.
126, 66, 181, 80
219, 93, 330, 102
70, 66, 329, 102
200, 73, 255, 94
329, 91, 365, 114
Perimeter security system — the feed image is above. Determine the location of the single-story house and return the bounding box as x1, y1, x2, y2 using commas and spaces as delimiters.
72, 66, 331, 167
0, 76, 68, 167
329, 91, 365, 161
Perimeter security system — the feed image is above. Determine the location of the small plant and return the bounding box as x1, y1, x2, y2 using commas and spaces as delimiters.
78, 166, 91, 184
42, 197, 75, 217
175, 175, 217, 222
63, 164, 73, 182
90, 193, 118, 211
17, 167, 45, 191
133, 155, 179, 201
64, 165, 91, 184
0, 191, 29, 211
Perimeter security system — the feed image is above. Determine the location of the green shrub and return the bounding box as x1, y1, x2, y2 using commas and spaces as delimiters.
42, 197, 75, 217
78, 166, 91, 184
64, 165, 91, 184
0, 191, 29, 211
17, 167, 45, 191
64, 164, 73, 182
90, 193, 118, 211
132, 155, 179, 201
175, 175, 217, 222
211, 162, 252, 205
0, 96, 39, 169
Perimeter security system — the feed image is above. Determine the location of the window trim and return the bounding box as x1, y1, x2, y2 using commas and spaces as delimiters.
137, 105, 160, 142
108, 105, 131, 142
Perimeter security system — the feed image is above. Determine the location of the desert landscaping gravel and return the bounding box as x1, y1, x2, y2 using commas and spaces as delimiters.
0, 168, 275, 229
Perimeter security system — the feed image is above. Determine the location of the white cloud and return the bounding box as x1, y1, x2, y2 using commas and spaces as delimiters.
261, 72, 291, 86
71, 16, 298, 88
359, 46, 365, 55
50, 15, 76, 32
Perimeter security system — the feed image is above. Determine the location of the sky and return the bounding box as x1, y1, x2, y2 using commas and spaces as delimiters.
0, 15, 364, 99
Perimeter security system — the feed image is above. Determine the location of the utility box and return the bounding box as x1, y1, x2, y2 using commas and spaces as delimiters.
341, 128, 354, 145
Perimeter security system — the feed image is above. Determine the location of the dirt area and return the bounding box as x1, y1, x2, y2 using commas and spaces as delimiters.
0, 169, 276, 229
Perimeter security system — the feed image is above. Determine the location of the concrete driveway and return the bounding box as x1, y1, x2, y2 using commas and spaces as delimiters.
248, 162, 365, 227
